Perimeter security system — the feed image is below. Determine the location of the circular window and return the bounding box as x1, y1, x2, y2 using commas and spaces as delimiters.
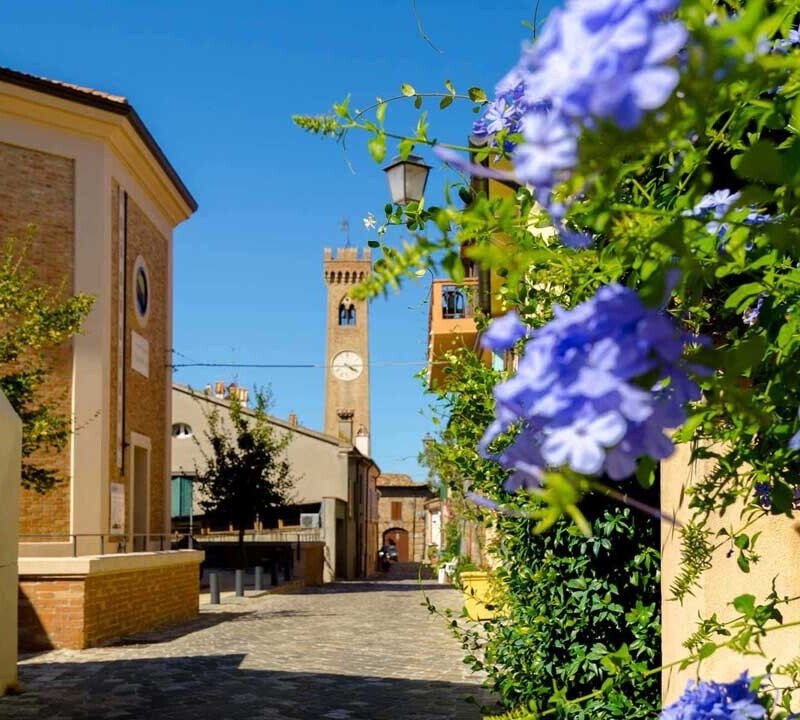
171, 423, 193, 439
133, 256, 150, 326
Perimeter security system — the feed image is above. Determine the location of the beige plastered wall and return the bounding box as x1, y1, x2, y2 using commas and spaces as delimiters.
0, 391, 21, 694
171, 387, 350, 504
661, 442, 800, 704
0, 81, 187, 555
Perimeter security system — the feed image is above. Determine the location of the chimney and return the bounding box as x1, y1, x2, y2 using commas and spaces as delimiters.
288, 412, 298, 427
355, 424, 369, 456
336, 409, 354, 443
214, 381, 225, 398
227, 382, 237, 400
204, 384, 212, 396
238, 387, 249, 407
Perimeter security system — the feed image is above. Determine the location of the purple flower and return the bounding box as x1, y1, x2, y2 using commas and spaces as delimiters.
470, 0, 687, 192
472, 82, 527, 138
513, 109, 579, 189
742, 295, 765, 326
660, 673, 765, 720
481, 311, 529, 352
685, 189, 741, 220
482, 284, 703, 482
774, 28, 800, 52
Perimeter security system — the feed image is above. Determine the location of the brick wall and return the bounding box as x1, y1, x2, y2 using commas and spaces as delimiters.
125, 197, 168, 535
0, 141, 75, 535
107, 189, 169, 538
18, 578, 85, 650
377, 489, 430, 562
18, 559, 200, 651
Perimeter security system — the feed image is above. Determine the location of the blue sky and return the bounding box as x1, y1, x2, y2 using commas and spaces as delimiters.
1, 0, 555, 480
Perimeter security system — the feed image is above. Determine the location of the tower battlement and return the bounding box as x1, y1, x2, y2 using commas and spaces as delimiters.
323, 247, 371, 262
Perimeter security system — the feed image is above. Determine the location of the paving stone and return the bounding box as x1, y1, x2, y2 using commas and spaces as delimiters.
0, 565, 491, 719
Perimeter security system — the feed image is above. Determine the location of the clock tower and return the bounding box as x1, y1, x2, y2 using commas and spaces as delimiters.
323, 246, 371, 453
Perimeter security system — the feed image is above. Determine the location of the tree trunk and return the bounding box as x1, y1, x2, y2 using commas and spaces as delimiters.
237, 524, 246, 570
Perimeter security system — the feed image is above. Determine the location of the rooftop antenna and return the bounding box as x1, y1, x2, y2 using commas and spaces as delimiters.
340, 218, 351, 247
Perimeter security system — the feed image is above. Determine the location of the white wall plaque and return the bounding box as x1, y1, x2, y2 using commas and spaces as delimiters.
131, 331, 150, 378
110, 482, 125, 534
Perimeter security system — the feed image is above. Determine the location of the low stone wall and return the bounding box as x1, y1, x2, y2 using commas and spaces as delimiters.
19, 550, 203, 651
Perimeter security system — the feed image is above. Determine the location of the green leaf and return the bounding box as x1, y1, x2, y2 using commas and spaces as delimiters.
723, 282, 765, 312
414, 95, 422, 109
445, 79, 455, 96
636, 457, 657, 489
398, 138, 415, 161
332, 95, 351, 118
439, 95, 453, 110
737, 554, 751, 573
401, 83, 415, 97
733, 594, 756, 615
734, 534, 749, 550
733, 141, 788, 185
368, 134, 386, 164
468, 86, 487, 103
723, 333, 766, 375
375, 99, 386, 125
698, 642, 717, 659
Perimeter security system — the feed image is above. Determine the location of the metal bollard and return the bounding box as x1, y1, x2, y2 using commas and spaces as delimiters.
255, 565, 263, 591
235, 569, 244, 597
209, 572, 220, 604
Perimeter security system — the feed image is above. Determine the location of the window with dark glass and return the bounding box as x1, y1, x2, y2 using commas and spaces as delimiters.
338, 298, 356, 326
442, 286, 466, 319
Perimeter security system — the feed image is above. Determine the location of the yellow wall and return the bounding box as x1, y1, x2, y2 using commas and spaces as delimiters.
661, 443, 800, 703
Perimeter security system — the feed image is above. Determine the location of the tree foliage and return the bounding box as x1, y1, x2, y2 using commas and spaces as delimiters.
196, 387, 295, 566
0, 237, 94, 493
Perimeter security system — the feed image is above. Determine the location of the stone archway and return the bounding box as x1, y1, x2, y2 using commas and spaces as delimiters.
382, 527, 409, 562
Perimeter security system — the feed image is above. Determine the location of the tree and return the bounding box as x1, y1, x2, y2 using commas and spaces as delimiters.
196, 387, 295, 568
0, 237, 94, 493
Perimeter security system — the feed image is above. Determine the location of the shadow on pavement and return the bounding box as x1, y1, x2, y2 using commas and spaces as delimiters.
307, 581, 453, 594
2, 654, 493, 720
105, 611, 258, 647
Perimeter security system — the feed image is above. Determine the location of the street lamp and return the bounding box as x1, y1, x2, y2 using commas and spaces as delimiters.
383, 154, 431, 205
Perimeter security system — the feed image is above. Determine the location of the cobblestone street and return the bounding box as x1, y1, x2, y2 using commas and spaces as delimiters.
1, 567, 491, 719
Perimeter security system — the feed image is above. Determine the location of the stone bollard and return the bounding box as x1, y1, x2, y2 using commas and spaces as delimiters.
255, 565, 263, 591
235, 569, 244, 597
209, 572, 220, 604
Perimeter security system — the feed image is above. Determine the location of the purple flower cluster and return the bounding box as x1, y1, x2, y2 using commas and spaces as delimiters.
742, 294, 765, 326
457, 0, 687, 248
774, 28, 800, 52
481, 285, 702, 487
684, 189, 773, 247
488, 0, 686, 190
660, 673, 765, 720
472, 82, 527, 139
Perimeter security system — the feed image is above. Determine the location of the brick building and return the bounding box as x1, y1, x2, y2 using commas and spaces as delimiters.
0, 67, 203, 651
376, 473, 435, 563
0, 67, 196, 555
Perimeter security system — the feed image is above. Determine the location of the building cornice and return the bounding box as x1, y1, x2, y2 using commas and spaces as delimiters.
0, 68, 197, 226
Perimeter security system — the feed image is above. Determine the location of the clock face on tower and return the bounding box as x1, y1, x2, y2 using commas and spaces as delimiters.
331, 351, 363, 381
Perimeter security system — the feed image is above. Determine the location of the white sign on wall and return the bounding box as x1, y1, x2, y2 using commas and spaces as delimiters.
110, 482, 125, 534
131, 331, 149, 378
